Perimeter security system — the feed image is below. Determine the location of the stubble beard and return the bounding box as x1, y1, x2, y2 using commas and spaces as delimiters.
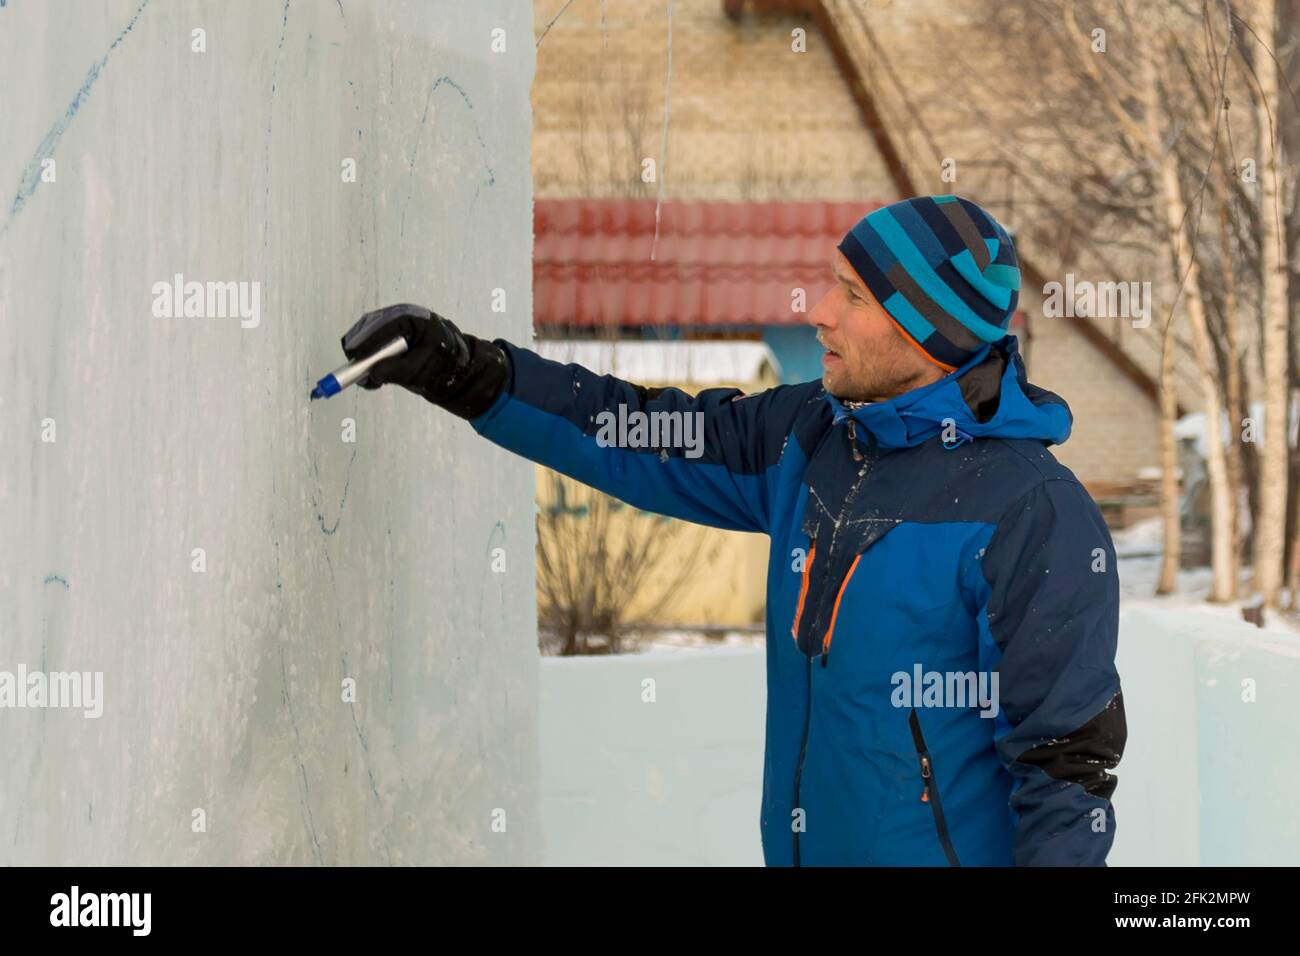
824, 350, 935, 403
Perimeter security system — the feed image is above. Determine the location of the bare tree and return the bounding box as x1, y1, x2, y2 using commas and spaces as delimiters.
1061, 2, 1237, 600
921, 0, 1297, 602
535, 470, 717, 655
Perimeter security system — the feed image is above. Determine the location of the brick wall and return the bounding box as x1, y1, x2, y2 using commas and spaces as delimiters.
1022, 290, 1164, 484
533, 0, 897, 200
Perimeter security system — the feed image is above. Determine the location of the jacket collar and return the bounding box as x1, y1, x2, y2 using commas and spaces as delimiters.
821, 335, 1072, 451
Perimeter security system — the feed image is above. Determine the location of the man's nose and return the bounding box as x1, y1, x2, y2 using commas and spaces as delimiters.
807, 289, 835, 331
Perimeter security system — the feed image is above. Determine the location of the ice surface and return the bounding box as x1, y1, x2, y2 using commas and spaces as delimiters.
1, 0, 540, 864
540, 647, 766, 866
541, 581, 1300, 865
1110, 603, 1300, 865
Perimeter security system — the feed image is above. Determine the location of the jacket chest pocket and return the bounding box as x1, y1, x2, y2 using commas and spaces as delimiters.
788, 524, 964, 675
790, 542, 863, 665
791, 516, 909, 664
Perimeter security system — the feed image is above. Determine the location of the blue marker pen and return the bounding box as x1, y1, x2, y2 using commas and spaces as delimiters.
310, 336, 409, 400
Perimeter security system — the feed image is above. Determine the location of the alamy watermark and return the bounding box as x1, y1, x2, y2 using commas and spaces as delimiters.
50, 886, 150, 936
1042, 273, 1152, 328
151, 273, 261, 328
0, 665, 103, 718
594, 403, 705, 459
892, 664, 999, 719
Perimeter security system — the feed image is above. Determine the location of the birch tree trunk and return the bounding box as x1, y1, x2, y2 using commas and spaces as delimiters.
1253, 0, 1290, 608
1217, 160, 1245, 596
1145, 50, 1237, 602
1158, 308, 1183, 594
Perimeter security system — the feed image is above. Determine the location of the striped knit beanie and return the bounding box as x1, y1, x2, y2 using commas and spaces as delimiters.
837, 195, 1020, 372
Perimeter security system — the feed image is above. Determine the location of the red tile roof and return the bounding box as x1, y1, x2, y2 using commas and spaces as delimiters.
533, 198, 884, 328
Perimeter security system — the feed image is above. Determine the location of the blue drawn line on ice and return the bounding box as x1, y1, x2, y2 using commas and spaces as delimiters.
278, 646, 325, 864
478, 521, 507, 624
313, 478, 391, 859
259, 388, 318, 861
42, 574, 70, 589
307, 392, 360, 536
385, 524, 396, 703
261, 0, 292, 250
311, 446, 357, 535
272, 0, 291, 84
398, 75, 497, 241
397, 74, 498, 300
2, 0, 152, 237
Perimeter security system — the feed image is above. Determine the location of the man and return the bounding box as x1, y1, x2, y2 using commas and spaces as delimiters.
336, 195, 1127, 866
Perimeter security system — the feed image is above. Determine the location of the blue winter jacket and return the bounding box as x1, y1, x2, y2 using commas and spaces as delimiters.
470, 333, 1127, 866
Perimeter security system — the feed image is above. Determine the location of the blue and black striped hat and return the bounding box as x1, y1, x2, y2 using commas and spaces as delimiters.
837, 196, 1020, 372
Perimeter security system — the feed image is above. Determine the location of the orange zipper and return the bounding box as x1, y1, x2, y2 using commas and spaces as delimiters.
820, 553, 862, 662
790, 542, 816, 641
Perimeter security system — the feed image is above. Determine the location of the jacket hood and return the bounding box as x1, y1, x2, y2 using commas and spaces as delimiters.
823, 335, 1073, 451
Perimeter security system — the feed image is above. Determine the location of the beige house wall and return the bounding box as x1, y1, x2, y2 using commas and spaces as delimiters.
533, 0, 897, 200
1022, 293, 1164, 485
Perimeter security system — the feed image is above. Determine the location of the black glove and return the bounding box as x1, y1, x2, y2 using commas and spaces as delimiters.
340, 304, 509, 419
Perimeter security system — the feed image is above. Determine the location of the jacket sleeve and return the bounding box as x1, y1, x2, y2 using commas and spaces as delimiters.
974, 477, 1127, 866
467, 341, 812, 534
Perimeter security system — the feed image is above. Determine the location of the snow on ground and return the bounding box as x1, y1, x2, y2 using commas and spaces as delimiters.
635, 629, 765, 653
1111, 514, 1166, 557
540, 528, 1300, 865
1115, 517, 1300, 639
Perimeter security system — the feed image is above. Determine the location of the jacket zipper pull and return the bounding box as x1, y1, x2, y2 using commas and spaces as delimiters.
920, 754, 931, 802
847, 419, 864, 461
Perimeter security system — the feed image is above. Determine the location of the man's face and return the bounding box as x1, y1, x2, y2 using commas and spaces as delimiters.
808, 251, 945, 402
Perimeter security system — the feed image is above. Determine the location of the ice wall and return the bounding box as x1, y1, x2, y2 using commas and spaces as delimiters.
540, 648, 767, 866
540, 611, 1300, 865
1111, 605, 1300, 866
0, 0, 540, 864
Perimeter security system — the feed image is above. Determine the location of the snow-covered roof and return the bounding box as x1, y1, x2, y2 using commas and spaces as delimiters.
535, 339, 782, 386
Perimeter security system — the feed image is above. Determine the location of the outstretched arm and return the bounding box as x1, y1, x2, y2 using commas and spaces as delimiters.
337, 305, 810, 533
471, 342, 809, 534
